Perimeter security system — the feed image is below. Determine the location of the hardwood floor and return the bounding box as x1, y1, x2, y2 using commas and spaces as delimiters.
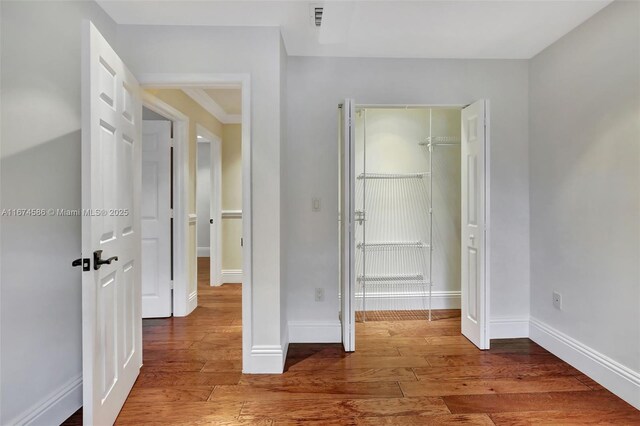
64, 261, 639, 425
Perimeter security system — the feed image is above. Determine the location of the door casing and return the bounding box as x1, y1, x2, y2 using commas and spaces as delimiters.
139, 75, 253, 372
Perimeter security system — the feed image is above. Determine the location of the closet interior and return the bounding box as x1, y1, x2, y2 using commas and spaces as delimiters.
354, 107, 462, 321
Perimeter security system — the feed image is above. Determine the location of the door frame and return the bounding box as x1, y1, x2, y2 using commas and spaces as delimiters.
349, 102, 491, 349
139, 74, 252, 369
195, 123, 223, 287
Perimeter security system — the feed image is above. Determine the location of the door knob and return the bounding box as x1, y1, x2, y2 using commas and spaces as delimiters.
93, 250, 118, 270
72, 257, 90, 271
210, 219, 213, 224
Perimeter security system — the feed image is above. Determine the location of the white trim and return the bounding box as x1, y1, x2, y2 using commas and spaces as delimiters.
289, 321, 342, 344
187, 290, 198, 314
7, 374, 82, 426
354, 290, 461, 310
222, 269, 243, 284
490, 317, 529, 339
141, 73, 253, 373
141, 92, 193, 317
530, 317, 640, 410
250, 345, 286, 373
187, 213, 197, 224
197, 246, 210, 257
195, 124, 223, 287
222, 209, 242, 219
182, 88, 241, 124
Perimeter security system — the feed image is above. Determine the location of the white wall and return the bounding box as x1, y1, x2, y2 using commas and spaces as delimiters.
529, 0, 640, 408
116, 24, 287, 371
197, 142, 211, 255
285, 57, 530, 340
0, 1, 118, 423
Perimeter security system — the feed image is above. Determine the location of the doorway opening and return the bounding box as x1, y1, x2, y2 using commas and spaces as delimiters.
339, 101, 490, 352
140, 84, 245, 354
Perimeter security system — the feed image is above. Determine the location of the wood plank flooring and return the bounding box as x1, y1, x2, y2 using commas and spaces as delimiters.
64, 259, 639, 425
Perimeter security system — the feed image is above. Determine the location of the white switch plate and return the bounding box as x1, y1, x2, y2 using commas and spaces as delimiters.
312, 197, 321, 212
552, 291, 562, 310
315, 287, 324, 302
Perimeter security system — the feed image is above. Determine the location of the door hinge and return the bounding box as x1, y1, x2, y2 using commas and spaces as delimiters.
240, 237, 243, 247
72, 257, 91, 272
170, 280, 174, 289
169, 208, 174, 219
170, 138, 174, 148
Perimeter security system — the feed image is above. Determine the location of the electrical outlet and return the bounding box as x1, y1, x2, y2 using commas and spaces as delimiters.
315, 287, 324, 302
312, 197, 321, 212
552, 291, 562, 310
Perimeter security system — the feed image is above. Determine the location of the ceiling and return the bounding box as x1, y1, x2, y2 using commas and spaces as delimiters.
98, 1, 612, 59
183, 88, 242, 124
204, 89, 242, 115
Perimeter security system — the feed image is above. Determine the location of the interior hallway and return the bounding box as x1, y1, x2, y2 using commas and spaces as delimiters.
65, 260, 639, 424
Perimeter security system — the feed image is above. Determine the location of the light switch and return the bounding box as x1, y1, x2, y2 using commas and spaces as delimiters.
312, 197, 321, 212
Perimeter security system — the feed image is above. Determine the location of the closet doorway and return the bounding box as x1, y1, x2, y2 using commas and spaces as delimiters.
339, 100, 490, 352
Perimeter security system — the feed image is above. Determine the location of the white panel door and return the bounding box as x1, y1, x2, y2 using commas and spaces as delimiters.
461, 100, 489, 350
81, 21, 142, 425
142, 120, 172, 318
339, 98, 356, 352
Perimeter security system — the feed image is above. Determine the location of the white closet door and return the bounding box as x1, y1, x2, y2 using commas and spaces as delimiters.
142, 120, 172, 318
340, 98, 356, 352
461, 100, 489, 350
81, 21, 142, 425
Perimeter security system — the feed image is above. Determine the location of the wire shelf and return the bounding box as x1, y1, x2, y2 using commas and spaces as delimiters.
357, 241, 430, 250
418, 136, 461, 146
356, 282, 432, 288
357, 274, 425, 282
357, 172, 430, 180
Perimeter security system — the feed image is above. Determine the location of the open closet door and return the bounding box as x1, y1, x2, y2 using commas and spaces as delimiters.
339, 98, 356, 352
461, 100, 490, 350
81, 21, 143, 425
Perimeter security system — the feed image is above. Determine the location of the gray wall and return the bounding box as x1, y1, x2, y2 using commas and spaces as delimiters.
279, 35, 289, 353
284, 57, 531, 330
530, 0, 639, 374
0, 1, 117, 423
116, 24, 287, 368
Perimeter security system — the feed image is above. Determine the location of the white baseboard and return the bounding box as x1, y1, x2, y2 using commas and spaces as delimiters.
222, 269, 243, 284
245, 345, 286, 373
281, 325, 290, 369
8, 374, 82, 426
530, 317, 640, 410
186, 290, 197, 315
355, 290, 460, 311
197, 246, 210, 257
490, 317, 530, 339
289, 320, 342, 343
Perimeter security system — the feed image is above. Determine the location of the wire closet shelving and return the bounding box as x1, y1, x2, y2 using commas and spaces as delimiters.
356, 109, 460, 322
